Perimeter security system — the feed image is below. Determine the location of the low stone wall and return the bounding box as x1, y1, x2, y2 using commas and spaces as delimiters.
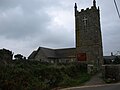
102, 64, 120, 81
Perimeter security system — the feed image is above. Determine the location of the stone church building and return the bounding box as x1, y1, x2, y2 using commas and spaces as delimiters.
28, 0, 103, 67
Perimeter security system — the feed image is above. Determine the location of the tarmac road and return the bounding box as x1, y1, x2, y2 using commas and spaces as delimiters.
61, 83, 120, 90
62, 83, 120, 90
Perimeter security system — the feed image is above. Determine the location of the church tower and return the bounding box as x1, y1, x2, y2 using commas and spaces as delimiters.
75, 0, 103, 68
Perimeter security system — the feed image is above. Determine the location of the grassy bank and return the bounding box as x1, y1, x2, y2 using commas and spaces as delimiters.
0, 60, 90, 90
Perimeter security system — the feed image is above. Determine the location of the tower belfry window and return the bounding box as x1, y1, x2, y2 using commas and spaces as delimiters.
82, 17, 87, 26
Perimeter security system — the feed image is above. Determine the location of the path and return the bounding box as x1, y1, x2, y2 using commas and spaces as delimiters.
60, 72, 106, 90
84, 73, 105, 86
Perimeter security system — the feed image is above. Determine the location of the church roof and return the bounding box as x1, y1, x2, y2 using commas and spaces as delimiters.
55, 48, 76, 58
40, 47, 56, 58
28, 47, 76, 59
28, 51, 37, 59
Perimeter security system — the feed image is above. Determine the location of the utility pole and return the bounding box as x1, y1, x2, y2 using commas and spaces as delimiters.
114, 0, 120, 19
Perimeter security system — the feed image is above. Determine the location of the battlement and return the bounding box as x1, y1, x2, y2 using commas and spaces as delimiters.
79, 6, 98, 13
75, 0, 99, 15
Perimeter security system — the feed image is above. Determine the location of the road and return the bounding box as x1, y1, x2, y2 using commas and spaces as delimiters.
61, 83, 120, 90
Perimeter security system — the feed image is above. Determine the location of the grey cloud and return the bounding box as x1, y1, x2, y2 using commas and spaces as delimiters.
0, 0, 67, 40
41, 29, 74, 48
0, 1, 51, 39
0, 0, 120, 56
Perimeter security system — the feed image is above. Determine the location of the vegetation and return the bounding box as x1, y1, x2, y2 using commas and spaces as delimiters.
113, 56, 120, 64
104, 56, 120, 64
0, 60, 90, 90
14, 54, 26, 60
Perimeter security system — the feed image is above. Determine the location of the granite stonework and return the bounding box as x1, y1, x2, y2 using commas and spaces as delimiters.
75, 0, 103, 70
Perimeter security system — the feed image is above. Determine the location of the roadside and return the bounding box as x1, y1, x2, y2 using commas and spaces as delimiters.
60, 72, 106, 90
60, 83, 120, 90
84, 72, 105, 86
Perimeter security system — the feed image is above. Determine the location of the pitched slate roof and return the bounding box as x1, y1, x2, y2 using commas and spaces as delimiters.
28, 47, 76, 59
103, 56, 116, 60
55, 48, 76, 58
28, 51, 37, 59
40, 47, 57, 58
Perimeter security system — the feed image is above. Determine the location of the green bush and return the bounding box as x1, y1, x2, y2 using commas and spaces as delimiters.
0, 61, 90, 90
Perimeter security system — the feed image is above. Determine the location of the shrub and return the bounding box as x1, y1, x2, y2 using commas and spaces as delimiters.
0, 61, 90, 90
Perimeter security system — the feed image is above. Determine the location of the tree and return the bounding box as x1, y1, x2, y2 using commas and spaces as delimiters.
113, 56, 120, 64
14, 54, 23, 60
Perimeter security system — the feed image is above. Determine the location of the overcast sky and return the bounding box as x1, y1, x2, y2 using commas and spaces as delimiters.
0, 0, 120, 57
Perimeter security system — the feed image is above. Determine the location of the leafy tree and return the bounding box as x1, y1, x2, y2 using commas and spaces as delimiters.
113, 56, 120, 64
14, 54, 23, 60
